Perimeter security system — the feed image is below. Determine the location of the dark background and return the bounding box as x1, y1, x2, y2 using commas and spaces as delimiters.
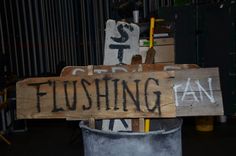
0, 1, 236, 155
0, 0, 235, 115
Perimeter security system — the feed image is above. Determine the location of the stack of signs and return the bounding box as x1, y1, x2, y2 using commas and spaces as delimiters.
15, 20, 224, 133
16, 65, 224, 120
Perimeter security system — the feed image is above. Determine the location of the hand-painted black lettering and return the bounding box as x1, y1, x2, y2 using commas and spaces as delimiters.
120, 119, 129, 128
28, 81, 50, 112
81, 79, 92, 110
124, 24, 134, 32
122, 80, 141, 112
154, 91, 161, 115
145, 78, 161, 113
109, 44, 130, 64
49, 80, 64, 112
112, 79, 120, 110
95, 78, 111, 110
110, 24, 129, 43
64, 81, 77, 111
109, 119, 115, 131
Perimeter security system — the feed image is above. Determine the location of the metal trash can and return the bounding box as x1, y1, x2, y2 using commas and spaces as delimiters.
80, 118, 182, 156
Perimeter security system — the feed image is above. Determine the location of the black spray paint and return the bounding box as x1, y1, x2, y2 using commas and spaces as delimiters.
64, 81, 77, 110
81, 79, 92, 110
122, 79, 141, 112
28, 81, 50, 112
145, 78, 161, 114
28, 77, 162, 113
112, 79, 120, 110
95, 77, 111, 110
109, 24, 133, 64
109, 44, 130, 64
49, 80, 64, 112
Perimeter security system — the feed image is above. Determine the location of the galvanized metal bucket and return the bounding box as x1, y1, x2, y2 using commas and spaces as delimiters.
80, 118, 182, 156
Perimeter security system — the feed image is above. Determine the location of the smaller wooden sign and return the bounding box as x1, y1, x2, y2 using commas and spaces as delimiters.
174, 68, 223, 116
60, 64, 199, 77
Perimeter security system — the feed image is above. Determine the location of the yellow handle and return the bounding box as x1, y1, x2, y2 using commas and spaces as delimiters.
149, 17, 155, 48
145, 119, 150, 132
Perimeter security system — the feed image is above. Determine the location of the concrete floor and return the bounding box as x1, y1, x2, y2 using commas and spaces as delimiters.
1, 117, 236, 156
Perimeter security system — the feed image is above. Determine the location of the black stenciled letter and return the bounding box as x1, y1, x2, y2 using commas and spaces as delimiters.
109, 44, 130, 64
95, 77, 111, 110
109, 24, 131, 64
110, 25, 129, 43
154, 91, 161, 115
64, 81, 77, 110
49, 80, 64, 112
28, 81, 50, 112
145, 78, 161, 114
122, 79, 141, 112
112, 79, 120, 110
81, 79, 92, 110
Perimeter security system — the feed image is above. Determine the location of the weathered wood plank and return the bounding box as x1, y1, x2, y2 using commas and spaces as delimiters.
174, 68, 221, 92
176, 103, 223, 116
145, 48, 156, 64
60, 64, 199, 77
89, 118, 95, 129
174, 68, 223, 116
139, 118, 145, 132
17, 71, 175, 119
17, 65, 224, 119
131, 55, 142, 65
132, 119, 139, 132
131, 58, 143, 132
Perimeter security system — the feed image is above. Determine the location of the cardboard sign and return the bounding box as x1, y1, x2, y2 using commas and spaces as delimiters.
103, 20, 140, 65
16, 65, 223, 120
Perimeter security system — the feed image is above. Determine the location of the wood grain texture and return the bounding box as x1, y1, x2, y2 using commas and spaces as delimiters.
89, 118, 95, 128
131, 55, 142, 65
132, 119, 140, 132
16, 65, 224, 119
17, 71, 175, 119
139, 118, 145, 132
60, 64, 199, 77
145, 48, 156, 64
174, 68, 223, 116
131, 57, 143, 132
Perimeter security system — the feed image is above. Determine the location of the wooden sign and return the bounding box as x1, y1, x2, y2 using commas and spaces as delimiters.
174, 68, 223, 116
17, 71, 175, 119
16, 65, 223, 120
60, 64, 199, 77
60, 64, 198, 130
103, 20, 140, 65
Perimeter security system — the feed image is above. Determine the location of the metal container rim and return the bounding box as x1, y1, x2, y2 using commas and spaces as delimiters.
79, 118, 182, 136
